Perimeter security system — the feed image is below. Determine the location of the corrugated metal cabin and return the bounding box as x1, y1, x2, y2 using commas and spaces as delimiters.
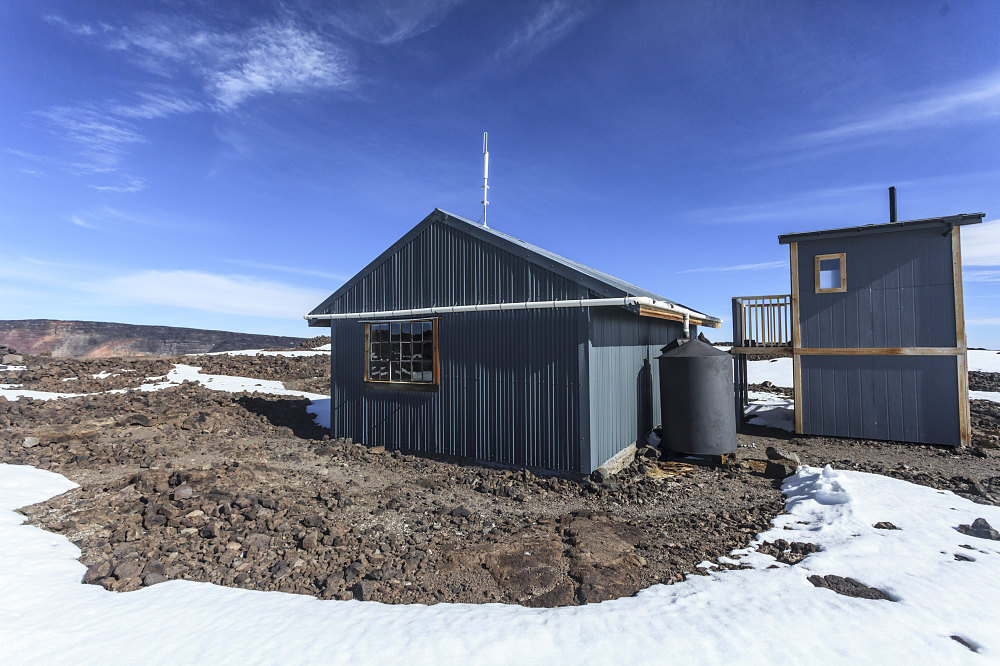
307, 209, 721, 474
733, 212, 984, 446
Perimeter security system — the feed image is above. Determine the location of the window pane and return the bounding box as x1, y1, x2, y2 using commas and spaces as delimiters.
389, 323, 401, 361
366, 320, 435, 383
819, 258, 841, 290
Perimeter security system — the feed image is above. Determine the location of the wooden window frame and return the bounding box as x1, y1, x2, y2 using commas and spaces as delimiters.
814, 253, 847, 293
363, 318, 439, 390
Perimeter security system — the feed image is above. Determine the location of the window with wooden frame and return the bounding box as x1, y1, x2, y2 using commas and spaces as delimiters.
364, 319, 438, 386
815, 253, 847, 293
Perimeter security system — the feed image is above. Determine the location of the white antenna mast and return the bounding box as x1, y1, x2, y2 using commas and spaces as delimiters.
481, 132, 489, 228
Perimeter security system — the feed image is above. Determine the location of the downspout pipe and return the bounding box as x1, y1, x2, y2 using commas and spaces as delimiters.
304, 296, 717, 325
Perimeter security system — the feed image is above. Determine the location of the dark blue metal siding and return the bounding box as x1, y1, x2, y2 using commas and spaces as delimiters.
587, 309, 685, 469
330, 309, 585, 471
325, 221, 587, 315
793, 227, 961, 446
797, 228, 957, 349
800, 355, 960, 445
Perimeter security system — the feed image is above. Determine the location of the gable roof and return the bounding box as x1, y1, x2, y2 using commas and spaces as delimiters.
309, 208, 715, 321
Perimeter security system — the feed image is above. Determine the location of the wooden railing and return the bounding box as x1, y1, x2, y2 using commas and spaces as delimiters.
731, 295, 792, 352
732, 294, 793, 427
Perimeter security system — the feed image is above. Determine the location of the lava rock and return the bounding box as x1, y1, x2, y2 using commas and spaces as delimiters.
807, 574, 893, 601
765, 446, 801, 466
957, 518, 1000, 541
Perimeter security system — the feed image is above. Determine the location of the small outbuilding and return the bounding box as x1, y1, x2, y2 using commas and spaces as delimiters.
307, 209, 721, 474
733, 212, 984, 447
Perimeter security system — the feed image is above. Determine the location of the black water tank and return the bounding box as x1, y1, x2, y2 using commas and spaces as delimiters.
657, 338, 736, 455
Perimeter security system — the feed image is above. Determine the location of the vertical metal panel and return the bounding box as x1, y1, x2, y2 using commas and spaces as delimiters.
328, 222, 587, 316
332, 309, 585, 471
797, 228, 957, 349
587, 308, 683, 469
800, 355, 960, 445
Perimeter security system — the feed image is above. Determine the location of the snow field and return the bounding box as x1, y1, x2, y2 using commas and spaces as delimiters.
1, 463, 998, 664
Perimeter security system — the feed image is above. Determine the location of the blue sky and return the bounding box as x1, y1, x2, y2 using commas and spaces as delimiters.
2, 1, 999, 345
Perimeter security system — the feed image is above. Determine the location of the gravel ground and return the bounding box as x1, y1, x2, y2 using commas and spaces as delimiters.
2, 353, 999, 608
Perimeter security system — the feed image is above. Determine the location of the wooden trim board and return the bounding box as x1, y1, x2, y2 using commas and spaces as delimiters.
637, 305, 721, 328
730, 346, 792, 357
789, 242, 803, 434
953, 226, 970, 446
814, 252, 847, 293
795, 347, 965, 356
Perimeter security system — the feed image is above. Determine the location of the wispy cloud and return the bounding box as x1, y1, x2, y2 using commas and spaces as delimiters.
686, 183, 885, 225
111, 92, 203, 120
91, 177, 148, 193
34, 16, 353, 189
36, 105, 146, 174
96, 270, 327, 319
679, 260, 787, 274
223, 259, 348, 281
53, 15, 355, 111
793, 70, 1000, 149
322, 0, 463, 44
965, 269, 1000, 283
68, 215, 102, 230
968, 318, 1000, 325
962, 218, 1000, 267
496, 0, 592, 63
67, 206, 172, 232
209, 24, 352, 110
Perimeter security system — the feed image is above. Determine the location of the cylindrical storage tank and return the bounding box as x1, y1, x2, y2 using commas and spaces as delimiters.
657, 338, 736, 455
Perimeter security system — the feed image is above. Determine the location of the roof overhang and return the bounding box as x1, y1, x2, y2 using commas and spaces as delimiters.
778, 213, 984, 245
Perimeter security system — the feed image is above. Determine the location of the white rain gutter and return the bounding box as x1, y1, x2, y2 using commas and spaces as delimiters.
304, 297, 717, 337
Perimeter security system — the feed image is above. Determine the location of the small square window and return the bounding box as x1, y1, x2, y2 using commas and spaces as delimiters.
814, 253, 846, 293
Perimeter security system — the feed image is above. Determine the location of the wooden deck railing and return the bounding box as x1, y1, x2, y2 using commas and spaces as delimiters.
731, 295, 792, 352
732, 294, 793, 427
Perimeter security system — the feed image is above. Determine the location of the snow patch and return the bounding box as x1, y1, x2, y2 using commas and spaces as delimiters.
745, 391, 794, 431
194, 349, 330, 357
1, 464, 998, 663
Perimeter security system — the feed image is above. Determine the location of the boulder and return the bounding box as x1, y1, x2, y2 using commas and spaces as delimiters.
765, 446, 801, 466
958, 518, 1000, 541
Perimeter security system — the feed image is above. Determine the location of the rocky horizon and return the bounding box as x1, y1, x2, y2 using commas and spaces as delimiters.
0, 319, 308, 359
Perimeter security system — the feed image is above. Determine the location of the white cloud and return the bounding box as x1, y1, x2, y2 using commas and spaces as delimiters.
679, 260, 787, 274
961, 218, 1000, 266
497, 0, 592, 63
968, 318, 1000, 325
209, 24, 352, 110
59, 16, 354, 111
794, 70, 1000, 148
111, 92, 203, 120
95, 270, 327, 319
965, 268, 1000, 283
36, 106, 146, 173
68, 215, 102, 230
91, 177, 148, 193
223, 259, 348, 281
686, 183, 884, 225
322, 0, 462, 44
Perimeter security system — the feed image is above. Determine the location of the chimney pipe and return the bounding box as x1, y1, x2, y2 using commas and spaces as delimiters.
889, 186, 897, 223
